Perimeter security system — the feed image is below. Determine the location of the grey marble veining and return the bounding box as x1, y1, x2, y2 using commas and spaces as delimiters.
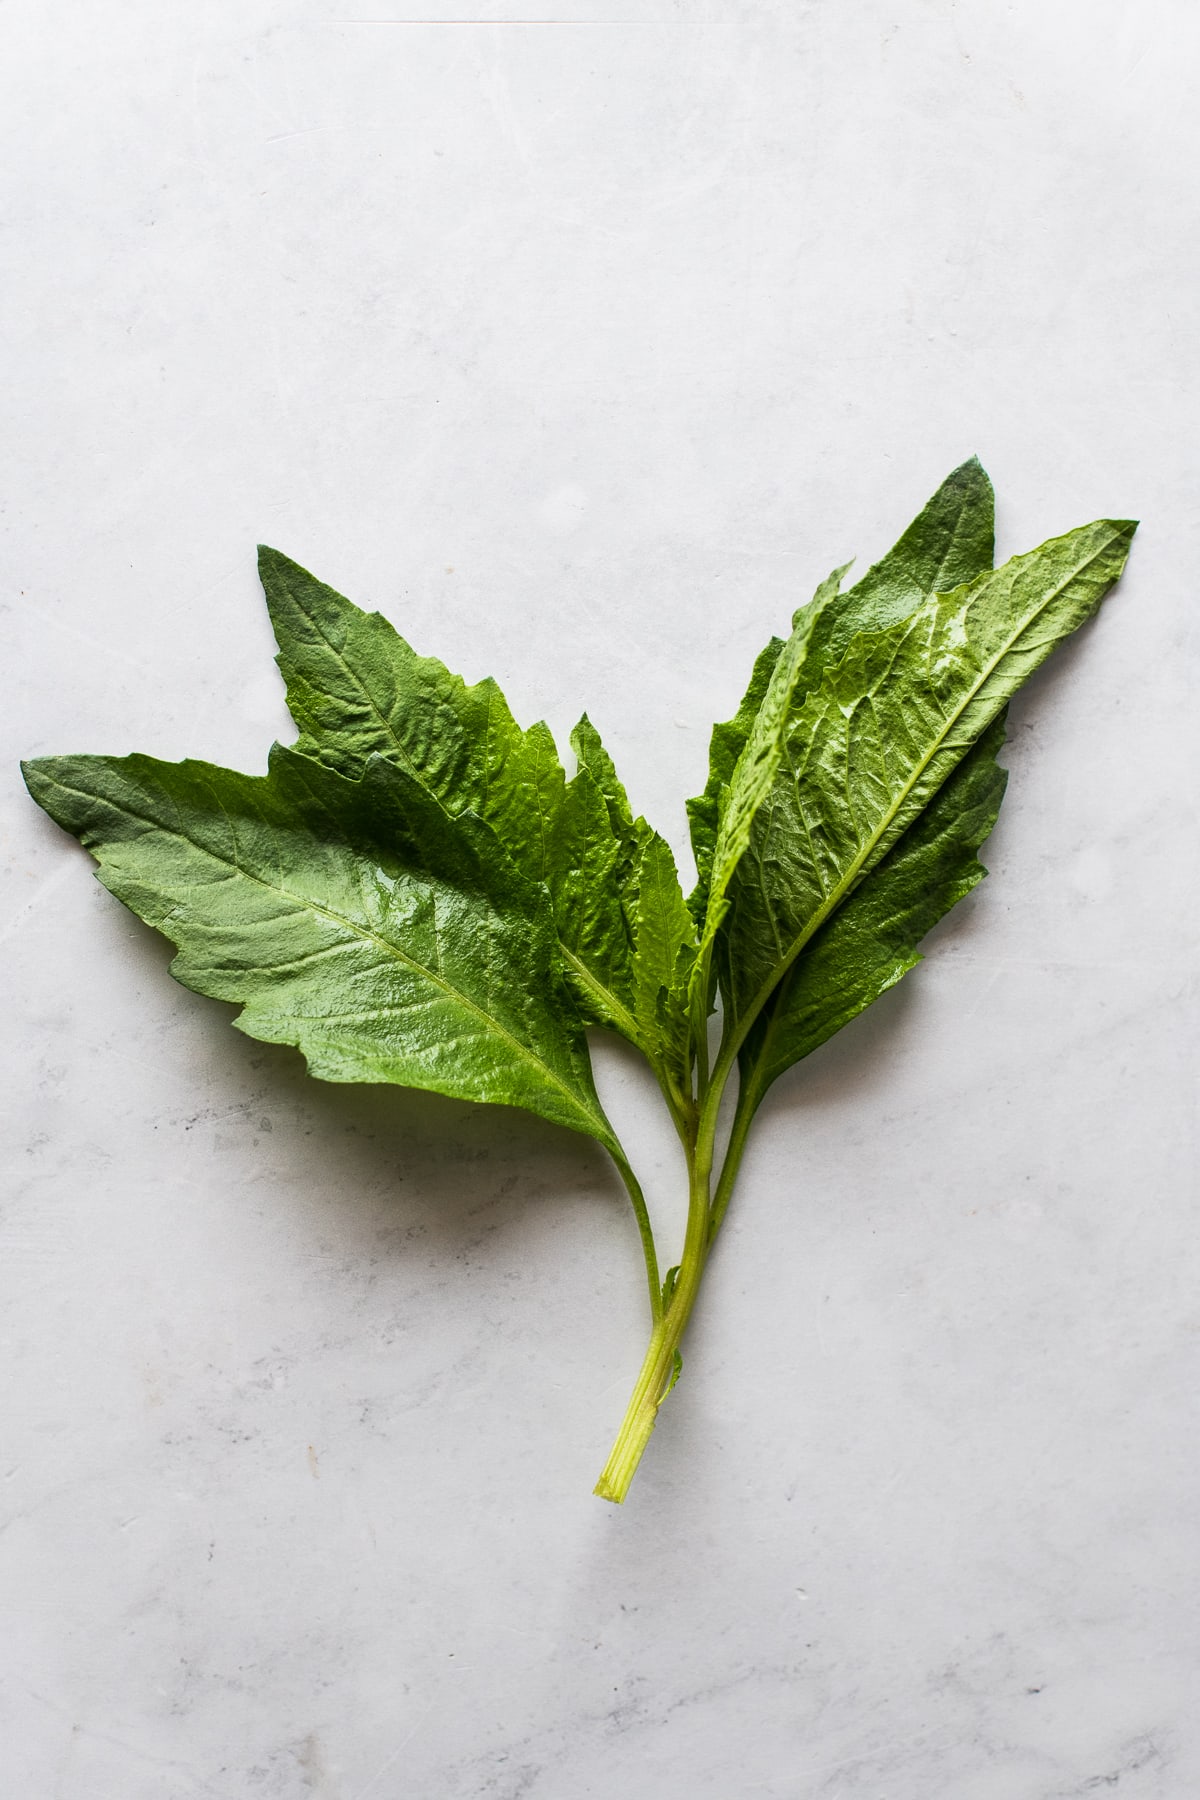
3, 3, 1198, 1795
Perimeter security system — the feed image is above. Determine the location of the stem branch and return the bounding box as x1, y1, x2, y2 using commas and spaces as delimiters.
708, 1069, 758, 1240
595, 1081, 723, 1502
613, 1152, 662, 1323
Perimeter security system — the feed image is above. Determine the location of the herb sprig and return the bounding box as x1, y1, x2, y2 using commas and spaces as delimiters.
23, 461, 1135, 1500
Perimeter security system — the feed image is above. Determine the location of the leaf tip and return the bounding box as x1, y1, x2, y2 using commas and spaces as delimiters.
953, 452, 990, 480
942, 454, 995, 513
568, 711, 601, 760
19, 755, 51, 796
257, 543, 315, 587
1101, 518, 1139, 571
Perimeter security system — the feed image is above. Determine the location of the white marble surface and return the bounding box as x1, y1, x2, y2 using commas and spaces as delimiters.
3, 3, 1198, 1795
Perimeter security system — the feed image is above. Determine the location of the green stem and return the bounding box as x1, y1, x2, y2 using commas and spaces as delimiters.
595, 1103, 718, 1503
596, 979, 781, 1500
613, 1152, 662, 1324
708, 1067, 759, 1240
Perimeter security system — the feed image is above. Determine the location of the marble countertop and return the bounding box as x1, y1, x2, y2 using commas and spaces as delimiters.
3, 3, 1197, 1795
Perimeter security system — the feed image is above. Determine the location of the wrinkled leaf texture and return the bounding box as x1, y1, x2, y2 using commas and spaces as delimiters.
23, 459, 1134, 1156
257, 548, 696, 1104
689, 459, 1134, 1119
23, 744, 622, 1150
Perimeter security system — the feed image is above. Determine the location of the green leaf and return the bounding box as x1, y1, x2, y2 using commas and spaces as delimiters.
537, 715, 635, 1027
692, 563, 847, 952
686, 456, 995, 917
686, 635, 783, 920
716, 457, 1002, 1115
569, 712, 638, 847
259, 547, 696, 1093
551, 716, 695, 1102
21, 745, 622, 1152
812, 452, 996, 650
257, 545, 568, 875
719, 517, 1137, 1047
735, 710, 1009, 1117
629, 828, 697, 1090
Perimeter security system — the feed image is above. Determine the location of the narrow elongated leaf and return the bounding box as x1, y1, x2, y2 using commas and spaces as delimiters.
21, 746, 620, 1151
721, 458, 1001, 1112
720, 518, 1136, 1041
735, 711, 1008, 1118
686, 635, 783, 918
627, 829, 696, 1092
555, 717, 695, 1096
682, 564, 846, 1053
687, 457, 996, 908
692, 564, 846, 954
538, 716, 633, 1022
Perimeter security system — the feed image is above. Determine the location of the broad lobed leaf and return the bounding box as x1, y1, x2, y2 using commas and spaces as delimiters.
259, 544, 570, 872
258, 548, 695, 1094
22, 746, 621, 1151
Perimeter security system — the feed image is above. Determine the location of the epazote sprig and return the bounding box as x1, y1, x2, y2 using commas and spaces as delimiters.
22, 461, 1135, 1501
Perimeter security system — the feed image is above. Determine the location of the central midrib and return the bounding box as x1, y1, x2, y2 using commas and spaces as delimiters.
560, 944, 641, 1044
300, 603, 427, 780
